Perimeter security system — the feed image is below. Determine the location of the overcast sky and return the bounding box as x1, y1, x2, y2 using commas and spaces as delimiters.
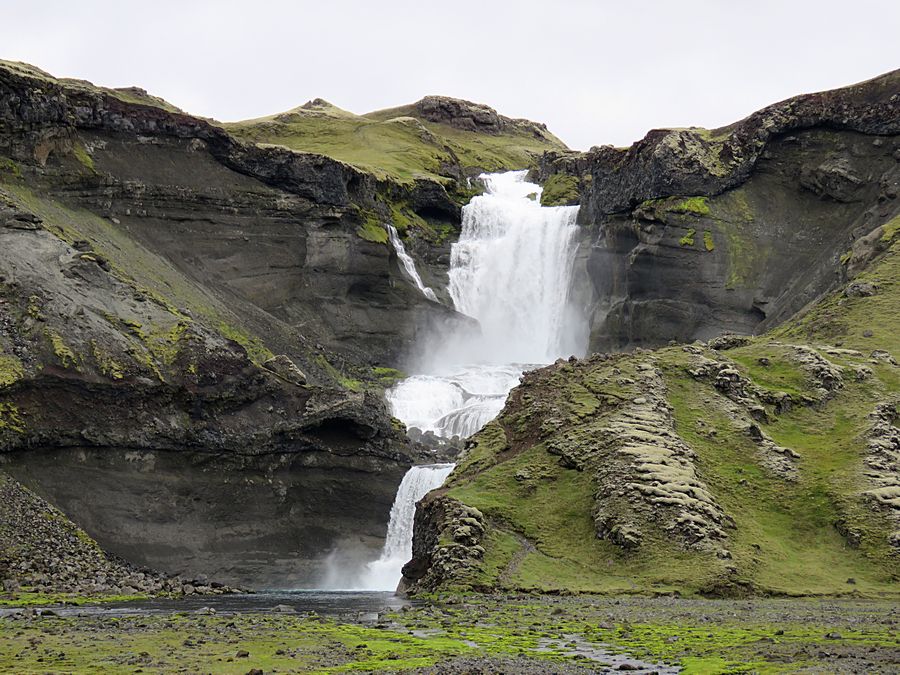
3, 1, 898, 150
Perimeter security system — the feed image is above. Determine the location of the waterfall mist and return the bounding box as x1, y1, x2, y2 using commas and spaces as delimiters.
320, 464, 454, 591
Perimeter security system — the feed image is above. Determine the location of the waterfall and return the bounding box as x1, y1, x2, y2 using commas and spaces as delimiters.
353, 463, 454, 591
448, 170, 580, 364
387, 224, 438, 301
338, 170, 581, 591
387, 170, 583, 439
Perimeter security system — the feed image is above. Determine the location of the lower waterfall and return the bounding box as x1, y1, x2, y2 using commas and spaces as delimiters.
353, 464, 454, 591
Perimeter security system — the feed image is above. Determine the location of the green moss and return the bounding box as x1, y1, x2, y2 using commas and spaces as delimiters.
371, 366, 406, 386
26, 294, 42, 319
703, 230, 715, 251
314, 354, 363, 391
680, 228, 696, 247
215, 322, 274, 365
0, 355, 24, 388
671, 196, 711, 216
0, 157, 21, 178
0, 597, 896, 673
0, 592, 148, 607
0, 402, 25, 433
880, 213, 899, 244
71, 142, 95, 172
355, 211, 388, 244
46, 329, 78, 369
539, 174, 580, 207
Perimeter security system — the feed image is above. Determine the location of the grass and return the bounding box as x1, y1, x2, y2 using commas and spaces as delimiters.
661, 347, 895, 596
434, 235, 900, 597
224, 99, 566, 184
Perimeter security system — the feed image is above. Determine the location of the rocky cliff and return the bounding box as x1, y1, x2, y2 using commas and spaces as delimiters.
0, 60, 564, 589
404, 73, 900, 597
538, 70, 899, 351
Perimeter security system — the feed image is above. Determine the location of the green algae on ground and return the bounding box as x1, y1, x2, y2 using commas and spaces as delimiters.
2, 597, 897, 674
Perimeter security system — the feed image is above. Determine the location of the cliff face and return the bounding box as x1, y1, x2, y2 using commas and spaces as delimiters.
0, 59, 569, 587
404, 73, 900, 597
0, 61, 487, 587
0, 60, 472, 370
540, 70, 900, 351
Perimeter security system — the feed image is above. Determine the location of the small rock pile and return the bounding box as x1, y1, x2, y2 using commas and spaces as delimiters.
0, 471, 240, 598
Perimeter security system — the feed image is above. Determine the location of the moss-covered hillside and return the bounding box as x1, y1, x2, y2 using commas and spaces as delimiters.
405, 226, 900, 598
225, 96, 567, 184
0, 60, 183, 114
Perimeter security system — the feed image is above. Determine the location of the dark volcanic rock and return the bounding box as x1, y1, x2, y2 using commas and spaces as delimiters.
0, 60, 468, 367
0, 61, 458, 587
578, 70, 899, 218
0, 471, 238, 596
411, 96, 551, 140
566, 70, 900, 350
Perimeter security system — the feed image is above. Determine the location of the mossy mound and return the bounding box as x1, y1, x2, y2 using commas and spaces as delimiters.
540, 173, 580, 206
407, 239, 900, 597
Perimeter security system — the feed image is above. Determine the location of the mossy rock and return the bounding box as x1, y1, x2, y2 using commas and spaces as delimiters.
540, 174, 580, 207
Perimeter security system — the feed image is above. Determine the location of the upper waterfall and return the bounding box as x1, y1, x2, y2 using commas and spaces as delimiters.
448, 170, 581, 364
388, 170, 584, 440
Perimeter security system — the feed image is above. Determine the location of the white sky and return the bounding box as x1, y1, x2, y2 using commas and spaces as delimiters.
3, 0, 898, 150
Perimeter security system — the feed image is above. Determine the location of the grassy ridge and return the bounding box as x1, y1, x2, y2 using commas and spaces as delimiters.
437, 235, 900, 597
225, 99, 567, 183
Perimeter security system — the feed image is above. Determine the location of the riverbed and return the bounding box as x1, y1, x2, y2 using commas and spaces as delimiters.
2, 594, 897, 673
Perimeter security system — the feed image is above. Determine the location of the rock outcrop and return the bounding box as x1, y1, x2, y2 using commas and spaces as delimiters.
862, 398, 900, 548
0, 472, 239, 597
546, 70, 900, 351
410, 96, 554, 140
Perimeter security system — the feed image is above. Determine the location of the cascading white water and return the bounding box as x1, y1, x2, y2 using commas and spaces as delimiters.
344, 170, 582, 591
387, 224, 438, 301
448, 170, 580, 364
351, 463, 454, 590
388, 170, 582, 439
